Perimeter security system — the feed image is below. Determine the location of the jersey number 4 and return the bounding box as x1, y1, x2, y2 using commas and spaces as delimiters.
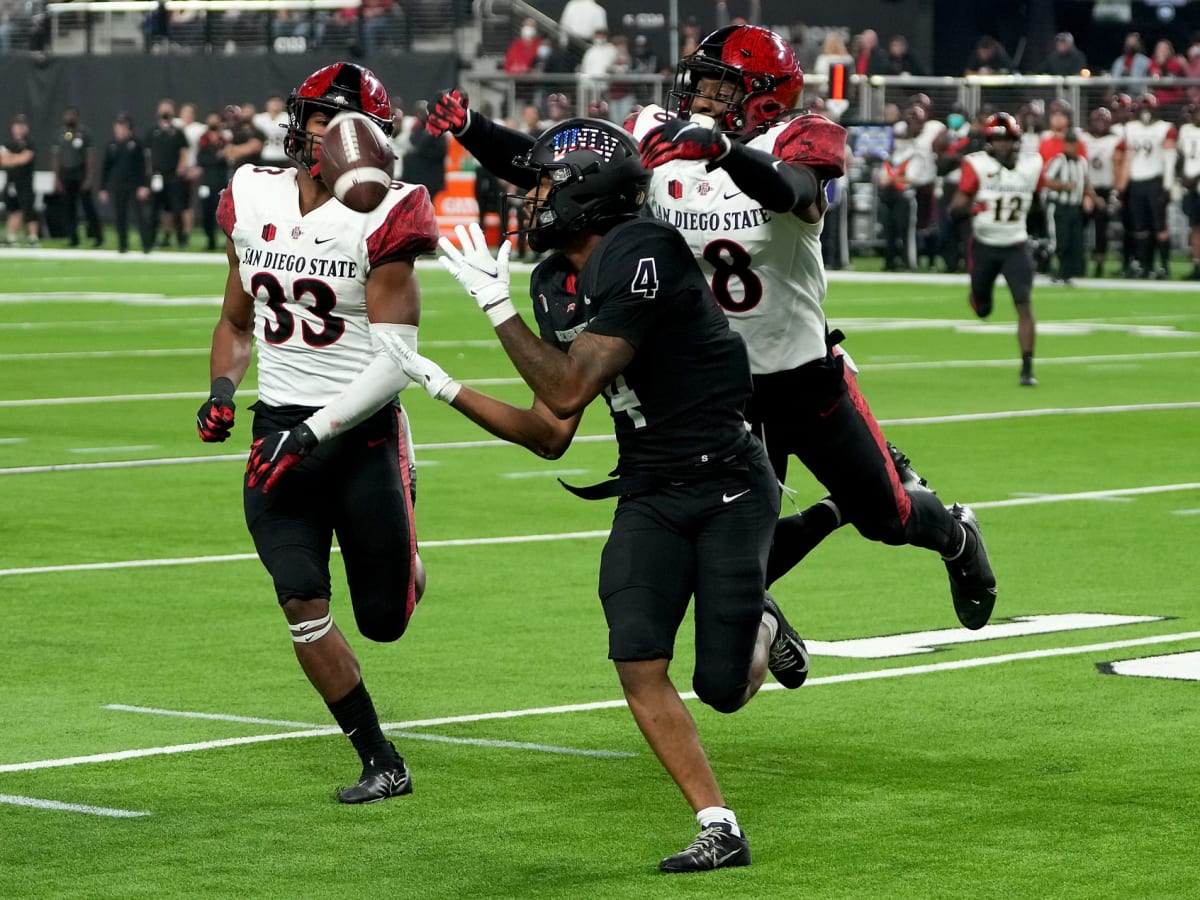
603, 375, 646, 429
251, 271, 346, 347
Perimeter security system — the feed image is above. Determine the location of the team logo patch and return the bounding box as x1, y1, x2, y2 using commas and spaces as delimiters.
291, 226, 303, 240
262, 224, 277, 242
698, 181, 712, 196
668, 180, 683, 199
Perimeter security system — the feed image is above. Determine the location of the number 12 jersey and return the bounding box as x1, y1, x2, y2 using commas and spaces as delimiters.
958, 151, 1046, 247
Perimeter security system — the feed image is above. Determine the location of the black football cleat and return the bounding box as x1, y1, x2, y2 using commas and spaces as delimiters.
336, 749, 412, 804
887, 441, 933, 494
942, 504, 996, 630
1019, 372, 1038, 386
763, 594, 809, 689
659, 824, 750, 873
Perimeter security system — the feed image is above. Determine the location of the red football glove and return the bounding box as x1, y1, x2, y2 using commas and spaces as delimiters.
426, 90, 469, 137
245, 423, 318, 494
196, 377, 236, 442
639, 117, 731, 170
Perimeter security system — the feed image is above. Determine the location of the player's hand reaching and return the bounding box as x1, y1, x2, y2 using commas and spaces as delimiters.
426, 90, 470, 137
196, 377, 236, 442
245, 423, 319, 493
639, 117, 731, 170
377, 335, 462, 404
438, 223, 517, 328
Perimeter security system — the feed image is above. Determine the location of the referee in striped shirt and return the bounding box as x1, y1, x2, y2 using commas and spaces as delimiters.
1043, 130, 1098, 284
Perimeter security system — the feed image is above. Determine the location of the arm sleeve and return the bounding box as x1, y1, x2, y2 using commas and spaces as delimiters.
304, 323, 416, 442
216, 177, 237, 236
958, 159, 980, 195
455, 114, 539, 189
716, 140, 821, 212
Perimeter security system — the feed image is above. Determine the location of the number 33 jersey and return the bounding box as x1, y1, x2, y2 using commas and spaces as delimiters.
217, 166, 438, 407
629, 106, 847, 375
529, 218, 754, 476
958, 151, 1046, 247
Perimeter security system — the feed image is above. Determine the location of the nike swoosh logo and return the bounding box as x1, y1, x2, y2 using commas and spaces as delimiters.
714, 849, 743, 866
315, 237, 336, 244
367, 437, 387, 448
722, 490, 750, 503
723, 191, 743, 199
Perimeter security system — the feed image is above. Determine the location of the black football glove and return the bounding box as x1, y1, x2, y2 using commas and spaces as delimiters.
197, 377, 236, 442
639, 117, 731, 170
426, 90, 469, 138
245, 423, 319, 494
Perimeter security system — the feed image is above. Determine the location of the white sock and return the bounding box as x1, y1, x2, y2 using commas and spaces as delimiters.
696, 806, 741, 836
761, 606, 779, 643
819, 496, 842, 526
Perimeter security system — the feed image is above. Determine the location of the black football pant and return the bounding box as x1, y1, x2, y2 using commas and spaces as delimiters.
61, 172, 101, 244
747, 351, 960, 560
110, 188, 152, 252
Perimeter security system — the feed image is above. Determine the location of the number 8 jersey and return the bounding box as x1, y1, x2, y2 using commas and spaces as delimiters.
958, 151, 1046, 247
217, 165, 438, 407
629, 106, 847, 375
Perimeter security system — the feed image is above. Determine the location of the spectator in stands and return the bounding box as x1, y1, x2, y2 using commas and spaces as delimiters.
679, 16, 701, 58
786, 20, 821, 74
505, 17, 545, 75
517, 104, 543, 137
579, 27, 618, 78
0, 0, 25, 55
401, 102, 446, 199
1110, 32, 1151, 88
195, 111, 228, 251
869, 34, 925, 77
965, 35, 1014, 76
219, 104, 264, 172
1036, 32, 1087, 76
1038, 100, 1081, 164
1, 114, 37, 246
558, 0, 606, 70
812, 33, 854, 90
1148, 40, 1187, 105
99, 114, 152, 254
53, 105, 103, 248
253, 93, 290, 165
852, 28, 882, 75
362, 0, 400, 52
1186, 36, 1200, 106
146, 99, 189, 249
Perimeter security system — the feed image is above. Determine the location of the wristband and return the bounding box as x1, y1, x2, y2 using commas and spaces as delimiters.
210, 376, 236, 400
483, 296, 519, 328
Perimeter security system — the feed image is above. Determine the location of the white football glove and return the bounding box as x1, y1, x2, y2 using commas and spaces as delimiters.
438, 223, 517, 327
377, 331, 462, 403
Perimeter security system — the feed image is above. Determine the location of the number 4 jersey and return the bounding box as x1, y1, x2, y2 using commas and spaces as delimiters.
217, 166, 438, 407
958, 151, 1046, 247
529, 217, 754, 476
628, 106, 847, 375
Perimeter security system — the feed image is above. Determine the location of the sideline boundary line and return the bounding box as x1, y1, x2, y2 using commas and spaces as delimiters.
1, 482, 1197, 578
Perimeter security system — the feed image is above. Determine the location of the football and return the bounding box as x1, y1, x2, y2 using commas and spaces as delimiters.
320, 111, 396, 213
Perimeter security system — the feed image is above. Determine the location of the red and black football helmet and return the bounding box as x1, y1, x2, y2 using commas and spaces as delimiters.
1133, 92, 1159, 122
671, 25, 802, 135
285, 62, 393, 176
1088, 106, 1113, 134
983, 112, 1021, 166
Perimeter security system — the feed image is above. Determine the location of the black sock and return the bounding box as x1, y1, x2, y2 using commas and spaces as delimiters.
1158, 238, 1171, 271
327, 680, 395, 769
1021, 352, 1033, 375
766, 501, 841, 587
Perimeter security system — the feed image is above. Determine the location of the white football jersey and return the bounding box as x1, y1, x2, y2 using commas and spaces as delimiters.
1079, 131, 1122, 189
1176, 122, 1200, 180
1121, 119, 1176, 181
218, 166, 438, 407
631, 106, 847, 374
959, 151, 1044, 246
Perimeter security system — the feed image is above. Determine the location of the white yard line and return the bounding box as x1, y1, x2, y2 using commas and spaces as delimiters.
4, 629, 1197, 775
0, 793, 150, 818
103, 705, 634, 759
0, 482, 1197, 579
2, 402, 1196, 477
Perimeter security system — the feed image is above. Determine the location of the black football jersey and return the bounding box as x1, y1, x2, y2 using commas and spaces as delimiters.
529, 218, 754, 476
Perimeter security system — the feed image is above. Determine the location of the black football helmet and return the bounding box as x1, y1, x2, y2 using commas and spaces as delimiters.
509, 118, 650, 252
285, 62, 394, 176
